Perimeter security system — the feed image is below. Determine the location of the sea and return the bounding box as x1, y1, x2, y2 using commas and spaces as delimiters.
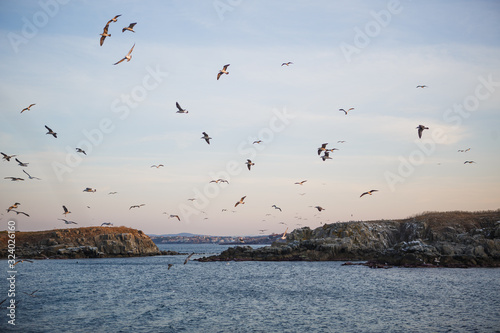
1, 243, 499, 333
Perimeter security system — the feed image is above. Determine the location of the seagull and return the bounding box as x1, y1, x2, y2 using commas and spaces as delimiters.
168, 264, 173, 270
272, 205, 282, 212
360, 189, 378, 198
187, 198, 196, 201
465, 148, 471, 152
76, 148, 86, 155
100, 22, 111, 46
101, 222, 113, 226
62, 205, 71, 215
246, 159, 255, 170
314, 206, 325, 212
45, 125, 57, 138
317, 143, 328, 155
210, 179, 229, 184
113, 43, 135, 65
15, 158, 29, 167
416, 85, 428, 88
83, 187, 96, 193
23, 170, 41, 180
201, 132, 212, 144
129, 204, 145, 210
175, 102, 188, 113
122, 22, 137, 33
281, 227, 288, 240
339, 108, 354, 115
184, 252, 195, 264
416, 125, 429, 139
464, 161, 476, 164
253, 140, 262, 144
217, 64, 230, 80
4, 177, 24, 181
321, 151, 332, 161
337, 140, 346, 143
281, 62, 293, 66
108, 192, 118, 195
235, 196, 246, 207
108, 14, 121, 23
295, 180, 307, 185
169, 214, 180, 221
22, 290, 39, 298
59, 218, 77, 224
1, 153, 16, 161
21, 104, 36, 113
13, 259, 33, 266
151, 164, 164, 168
7, 202, 20, 212
10, 210, 30, 217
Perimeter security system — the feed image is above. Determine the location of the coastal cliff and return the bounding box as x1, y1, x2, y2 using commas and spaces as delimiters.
0, 226, 165, 259
199, 210, 500, 267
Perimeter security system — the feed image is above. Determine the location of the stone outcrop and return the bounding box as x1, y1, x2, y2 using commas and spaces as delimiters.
0, 226, 165, 259
198, 210, 500, 267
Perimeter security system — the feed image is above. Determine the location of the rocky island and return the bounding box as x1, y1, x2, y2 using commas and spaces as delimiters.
0, 226, 176, 259
198, 210, 500, 267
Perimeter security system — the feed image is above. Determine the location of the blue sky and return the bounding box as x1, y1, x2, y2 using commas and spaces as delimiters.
1, 0, 499, 236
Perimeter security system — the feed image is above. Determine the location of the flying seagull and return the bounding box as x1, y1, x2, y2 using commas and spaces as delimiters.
129, 204, 145, 210
246, 159, 255, 170
23, 169, 41, 180
314, 206, 325, 212
100, 22, 111, 46
235, 196, 246, 207
321, 151, 332, 161
294, 180, 307, 185
360, 189, 378, 198
416, 85, 428, 88
217, 64, 230, 80
45, 125, 57, 138
169, 214, 180, 221
22, 290, 39, 298
253, 140, 262, 144
108, 192, 118, 195
122, 22, 137, 33
7, 202, 20, 212
21, 104, 36, 113
108, 14, 121, 23
281, 62, 293, 66
339, 108, 354, 115
317, 143, 328, 155
10, 210, 30, 217
1, 153, 16, 161
59, 218, 77, 224
113, 43, 135, 65
76, 148, 86, 155
337, 140, 346, 143
101, 222, 113, 226
15, 158, 29, 167
272, 205, 282, 212
62, 205, 71, 215
201, 132, 212, 144
184, 252, 195, 264
168, 264, 173, 270
281, 227, 288, 240
175, 102, 188, 113
151, 164, 164, 168
13, 259, 33, 266
464, 161, 476, 164
416, 125, 429, 139
4, 177, 24, 181
83, 187, 96, 193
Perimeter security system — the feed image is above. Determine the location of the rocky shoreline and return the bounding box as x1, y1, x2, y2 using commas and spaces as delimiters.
198, 210, 500, 268
0, 226, 179, 259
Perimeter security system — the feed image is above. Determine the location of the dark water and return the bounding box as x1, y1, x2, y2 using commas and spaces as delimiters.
1, 244, 499, 333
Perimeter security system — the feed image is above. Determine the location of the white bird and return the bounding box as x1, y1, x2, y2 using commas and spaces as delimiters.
59, 218, 77, 224
246, 159, 255, 170
253, 140, 262, 144
272, 205, 282, 212
122, 22, 137, 33
184, 252, 195, 264
23, 169, 41, 180
83, 187, 96, 193
100, 22, 111, 46
295, 180, 307, 185
101, 222, 113, 226
15, 158, 29, 167
151, 164, 164, 168
339, 108, 354, 115
235, 196, 246, 207
76, 148, 86, 155
62, 205, 71, 215
317, 143, 328, 155
176, 102, 188, 113
360, 189, 378, 198
108, 14, 121, 23
217, 64, 230, 80
21, 104, 36, 113
169, 214, 181, 221
45, 125, 57, 138
416, 85, 428, 88
129, 204, 145, 210
201, 132, 212, 144
113, 43, 135, 65
464, 161, 476, 164
1, 153, 16, 161
321, 151, 332, 161
281, 62, 293, 66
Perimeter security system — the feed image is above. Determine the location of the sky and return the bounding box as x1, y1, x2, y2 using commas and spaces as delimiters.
1, 0, 499, 236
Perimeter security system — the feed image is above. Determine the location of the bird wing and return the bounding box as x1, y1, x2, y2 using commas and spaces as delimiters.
127, 43, 135, 56
176, 102, 182, 111
102, 23, 110, 34
184, 252, 195, 264
100, 35, 106, 46
223, 64, 230, 70
63, 205, 68, 213
360, 192, 368, 197
114, 57, 126, 65
217, 71, 222, 80
129, 22, 137, 28
45, 125, 52, 131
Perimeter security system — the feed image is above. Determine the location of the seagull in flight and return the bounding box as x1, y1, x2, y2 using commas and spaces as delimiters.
100, 22, 111, 46
108, 192, 118, 195
10, 210, 30, 217
22, 290, 39, 297
246, 159, 255, 170
253, 140, 262, 144
175, 102, 188, 113
101, 222, 113, 226
321, 151, 332, 161
317, 143, 328, 155
360, 189, 378, 198
122, 22, 137, 33
129, 204, 145, 210
464, 161, 476, 164
337, 140, 346, 143
295, 180, 307, 185
62, 205, 71, 215
281, 62, 293, 66
416, 125, 429, 139
76, 148, 86, 155
4, 177, 24, 181
272, 205, 282, 212
23, 169, 41, 180
281, 227, 288, 240
114, 43, 135, 65
210, 179, 229, 184
201, 132, 212, 144
13, 259, 33, 266
184, 252, 195, 264
7, 202, 20, 212
235, 196, 246, 207
21, 104, 36, 113
169, 214, 181, 221
217, 64, 230, 80
416, 85, 428, 88
83, 187, 96, 193
45, 125, 57, 138
59, 218, 77, 224
314, 206, 325, 212
339, 108, 354, 115
15, 158, 29, 167
1, 153, 16, 161
151, 164, 164, 168
108, 14, 121, 23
